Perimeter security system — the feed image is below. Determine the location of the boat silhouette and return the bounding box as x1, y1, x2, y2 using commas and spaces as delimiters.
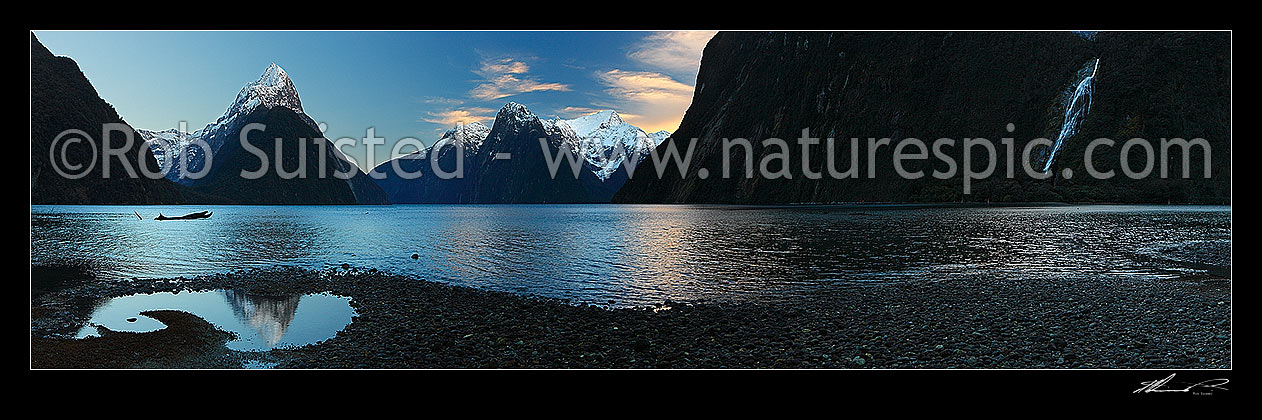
155, 211, 212, 221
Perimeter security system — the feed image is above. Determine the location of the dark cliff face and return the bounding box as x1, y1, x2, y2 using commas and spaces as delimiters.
189, 106, 384, 205
30, 34, 184, 204
613, 31, 1230, 204
1056, 31, 1230, 203
372, 104, 604, 204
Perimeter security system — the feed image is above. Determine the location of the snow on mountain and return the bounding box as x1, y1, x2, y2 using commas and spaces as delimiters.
137, 128, 190, 141
442, 121, 492, 152
371, 103, 671, 203
206, 63, 308, 134
142, 63, 309, 184
648, 130, 671, 144
397, 121, 492, 163
555, 110, 669, 181
246, 63, 304, 112
436, 121, 492, 155
499, 101, 538, 126
388, 106, 669, 182
137, 128, 191, 169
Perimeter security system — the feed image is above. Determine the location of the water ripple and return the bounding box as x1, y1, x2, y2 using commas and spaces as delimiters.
30, 204, 1230, 306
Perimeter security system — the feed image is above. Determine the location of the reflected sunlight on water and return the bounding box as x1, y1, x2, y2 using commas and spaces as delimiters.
31, 204, 1231, 306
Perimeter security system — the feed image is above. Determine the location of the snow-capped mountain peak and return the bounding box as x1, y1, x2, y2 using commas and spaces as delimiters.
493, 102, 583, 151
564, 109, 624, 135
261, 63, 288, 85
232, 63, 303, 114
142, 63, 313, 185
648, 130, 671, 142
201, 63, 308, 142
498, 102, 537, 123
439, 121, 491, 153
553, 109, 670, 181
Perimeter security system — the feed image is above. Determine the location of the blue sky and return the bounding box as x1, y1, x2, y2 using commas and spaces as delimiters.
34, 30, 715, 169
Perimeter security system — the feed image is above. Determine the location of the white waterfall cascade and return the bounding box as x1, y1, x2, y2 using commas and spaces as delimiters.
1043, 58, 1099, 172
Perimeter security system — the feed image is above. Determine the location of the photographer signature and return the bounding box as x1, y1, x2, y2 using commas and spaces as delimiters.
1135, 373, 1229, 395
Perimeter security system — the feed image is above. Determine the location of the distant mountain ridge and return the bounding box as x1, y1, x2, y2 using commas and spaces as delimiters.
371, 104, 668, 203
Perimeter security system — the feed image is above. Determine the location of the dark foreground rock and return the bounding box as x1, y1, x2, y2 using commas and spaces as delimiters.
32, 310, 236, 369
31, 264, 95, 300
30, 266, 1230, 369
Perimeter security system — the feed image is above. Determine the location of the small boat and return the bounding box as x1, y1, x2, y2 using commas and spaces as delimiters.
155, 211, 212, 221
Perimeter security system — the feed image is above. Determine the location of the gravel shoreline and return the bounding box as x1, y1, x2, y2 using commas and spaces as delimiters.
30, 265, 1230, 369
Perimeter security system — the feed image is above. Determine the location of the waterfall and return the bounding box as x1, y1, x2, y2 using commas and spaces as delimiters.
1043, 58, 1099, 172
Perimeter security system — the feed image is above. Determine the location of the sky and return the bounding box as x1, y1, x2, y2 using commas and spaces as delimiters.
33, 30, 716, 170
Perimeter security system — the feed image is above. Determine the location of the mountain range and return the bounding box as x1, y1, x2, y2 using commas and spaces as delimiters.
370, 104, 667, 203
31, 31, 1230, 206
34, 33, 663, 206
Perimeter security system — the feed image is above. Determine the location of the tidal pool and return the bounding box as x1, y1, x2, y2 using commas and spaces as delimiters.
75, 290, 355, 351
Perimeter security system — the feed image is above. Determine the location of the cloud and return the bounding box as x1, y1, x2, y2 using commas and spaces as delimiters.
422, 107, 496, 127
570, 31, 716, 133
419, 58, 567, 132
422, 97, 464, 105
469, 58, 571, 101
599, 69, 695, 100
479, 59, 530, 75
627, 31, 717, 83
595, 69, 695, 133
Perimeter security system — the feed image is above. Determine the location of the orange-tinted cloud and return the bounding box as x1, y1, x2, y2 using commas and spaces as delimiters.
422, 107, 496, 126
595, 69, 695, 133
470, 58, 570, 101
627, 31, 717, 83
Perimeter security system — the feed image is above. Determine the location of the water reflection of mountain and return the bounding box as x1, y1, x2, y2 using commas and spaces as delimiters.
223, 291, 301, 347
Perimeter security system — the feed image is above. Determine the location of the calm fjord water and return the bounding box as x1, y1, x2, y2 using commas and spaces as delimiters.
30, 204, 1230, 307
